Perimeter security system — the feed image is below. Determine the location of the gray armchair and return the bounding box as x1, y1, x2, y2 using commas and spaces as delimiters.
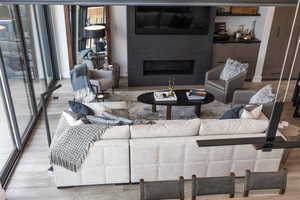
232, 90, 274, 118
205, 65, 247, 104
89, 69, 114, 94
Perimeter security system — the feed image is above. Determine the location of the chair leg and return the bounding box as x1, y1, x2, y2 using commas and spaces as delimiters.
230, 193, 234, 198
243, 190, 249, 197
279, 188, 286, 195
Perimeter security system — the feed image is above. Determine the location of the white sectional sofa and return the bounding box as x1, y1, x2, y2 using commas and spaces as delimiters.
53, 102, 285, 187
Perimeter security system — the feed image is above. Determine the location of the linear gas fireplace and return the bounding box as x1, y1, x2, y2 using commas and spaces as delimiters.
143, 60, 194, 76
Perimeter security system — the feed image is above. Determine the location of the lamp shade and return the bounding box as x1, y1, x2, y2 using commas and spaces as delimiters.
0, 25, 6, 31
85, 25, 105, 38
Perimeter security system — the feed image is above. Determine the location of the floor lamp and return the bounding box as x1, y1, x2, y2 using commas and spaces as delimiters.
85, 25, 105, 68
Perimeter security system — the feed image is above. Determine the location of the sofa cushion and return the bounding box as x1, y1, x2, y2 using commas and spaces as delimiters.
102, 125, 130, 139
199, 119, 269, 136
130, 119, 201, 139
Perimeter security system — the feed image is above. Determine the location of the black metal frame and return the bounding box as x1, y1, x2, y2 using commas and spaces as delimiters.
293, 72, 300, 117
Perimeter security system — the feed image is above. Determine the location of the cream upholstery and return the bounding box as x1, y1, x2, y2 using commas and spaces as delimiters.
130, 135, 283, 182
131, 119, 200, 139
53, 102, 285, 187
199, 119, 269, 136
54, 140, 130, 187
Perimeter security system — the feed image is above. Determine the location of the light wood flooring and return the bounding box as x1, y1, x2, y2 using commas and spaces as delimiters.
4, 78, 300, 200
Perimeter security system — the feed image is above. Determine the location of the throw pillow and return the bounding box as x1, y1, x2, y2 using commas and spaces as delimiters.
86, 115, 122, 126
68, 101, 94, 116
100, 112, 133, 125
240, 104, 263, 119
62, 111, 86, 126
83, 103, 113, 116
219, 106, 243, 120
249, 84, 275, 104
220, 58, 249, 81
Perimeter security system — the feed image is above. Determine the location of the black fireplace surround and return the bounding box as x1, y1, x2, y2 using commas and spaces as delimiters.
127, 6, 215, 86
143, 60, 194, 76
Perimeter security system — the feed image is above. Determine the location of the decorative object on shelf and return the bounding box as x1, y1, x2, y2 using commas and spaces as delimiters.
231, 6, 258, 15
293, 72, 300, 117
216, 6, 231, 15
216, 6, 260, 16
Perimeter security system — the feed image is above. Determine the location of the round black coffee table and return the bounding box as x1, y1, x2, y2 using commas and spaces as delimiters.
137, 89, 215, 120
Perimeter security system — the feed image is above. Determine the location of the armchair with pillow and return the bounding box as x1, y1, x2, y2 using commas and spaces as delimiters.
205, 58, 248, 104
232, 85, 275, 118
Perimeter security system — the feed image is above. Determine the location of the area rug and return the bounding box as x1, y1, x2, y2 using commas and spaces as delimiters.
106, 90, 231, 122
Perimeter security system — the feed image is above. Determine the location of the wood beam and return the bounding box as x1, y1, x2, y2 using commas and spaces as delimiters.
64, 5, 74, 70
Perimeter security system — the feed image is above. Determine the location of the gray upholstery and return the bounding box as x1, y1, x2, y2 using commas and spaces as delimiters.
192, 174, 235, 199
89, 69, 113, 92
232, 90, 274, 118
243, 169, 287, 197
140, 177, 184, 200
205, 65, 247, 104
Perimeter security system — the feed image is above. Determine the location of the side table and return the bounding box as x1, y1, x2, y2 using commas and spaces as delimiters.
279, 123, 300, 166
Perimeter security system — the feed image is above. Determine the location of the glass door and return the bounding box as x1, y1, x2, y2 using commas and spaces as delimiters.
0, 5, 35, 136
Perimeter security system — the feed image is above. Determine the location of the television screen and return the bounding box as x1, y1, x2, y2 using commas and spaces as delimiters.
135, 6, 210, 35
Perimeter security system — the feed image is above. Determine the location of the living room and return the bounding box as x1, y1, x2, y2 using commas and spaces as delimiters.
1, 1, 300, 200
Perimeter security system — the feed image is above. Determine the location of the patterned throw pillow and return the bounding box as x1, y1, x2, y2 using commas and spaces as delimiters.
219, 106, 243, 120
220, 58, 249, 81
249, 84, 275, 104
68, 101, 94, 116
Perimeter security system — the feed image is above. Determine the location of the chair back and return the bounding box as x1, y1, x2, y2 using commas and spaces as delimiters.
243, 169, 287, 197
191, 173, 235, 199
140, 177, 184, 200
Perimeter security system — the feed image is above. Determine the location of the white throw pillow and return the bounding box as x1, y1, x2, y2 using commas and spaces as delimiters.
249, 84, 275, 104
62, 111, 84, 126
220, 58, 248, 81
240, 105, 263, 119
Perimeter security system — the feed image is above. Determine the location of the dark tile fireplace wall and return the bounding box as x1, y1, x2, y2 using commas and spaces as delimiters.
127, 6, 215, 86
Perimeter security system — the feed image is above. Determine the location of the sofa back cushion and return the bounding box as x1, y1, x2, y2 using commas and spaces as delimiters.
102, 125, 130, 139
199, 119, 269, 136
130, 119, 201, 139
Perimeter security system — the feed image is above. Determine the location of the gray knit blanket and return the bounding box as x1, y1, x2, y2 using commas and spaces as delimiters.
49, 124, 110, 172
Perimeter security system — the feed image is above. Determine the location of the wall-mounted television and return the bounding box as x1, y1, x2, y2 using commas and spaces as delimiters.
135, 6, 210, 35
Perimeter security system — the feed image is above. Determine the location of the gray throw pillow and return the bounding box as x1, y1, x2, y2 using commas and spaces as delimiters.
100, 112, 133, 125
86, 115, 121, 125
249, 84, 275, 104
220, 58, 248, 81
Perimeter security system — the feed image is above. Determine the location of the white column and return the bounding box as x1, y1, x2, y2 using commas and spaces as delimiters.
253, 7, 275, 82
49, 5, 71, 79
0, 184, 5, 200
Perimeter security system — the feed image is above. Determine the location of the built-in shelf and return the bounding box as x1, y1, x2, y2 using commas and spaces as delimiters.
216, 13, 261, 16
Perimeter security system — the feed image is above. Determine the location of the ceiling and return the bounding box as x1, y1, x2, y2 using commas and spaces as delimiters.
0, 0, 298, 6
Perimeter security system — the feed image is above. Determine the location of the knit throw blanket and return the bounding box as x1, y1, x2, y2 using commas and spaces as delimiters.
70, 63, 95, 102
49, 124, 110, 172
